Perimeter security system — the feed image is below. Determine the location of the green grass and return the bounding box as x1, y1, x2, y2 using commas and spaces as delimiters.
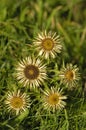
0, 0, 86, 130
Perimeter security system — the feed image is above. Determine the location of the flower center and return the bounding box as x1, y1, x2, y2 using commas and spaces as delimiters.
65, 70, 74, 80
42, 38, 54, 51
47, 93, 59, 105
10, 97, 23, 109
24, 65, 39, 80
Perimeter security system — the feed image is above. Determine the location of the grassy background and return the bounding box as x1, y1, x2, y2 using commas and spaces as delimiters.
0, 0, 86, 130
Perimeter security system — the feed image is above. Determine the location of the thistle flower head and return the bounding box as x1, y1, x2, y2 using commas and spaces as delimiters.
33, 30, 62, 59
15, 57, 47, 89
5, 90, 30, 115
42, 87, 67, 112
59, 63, 80, 88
